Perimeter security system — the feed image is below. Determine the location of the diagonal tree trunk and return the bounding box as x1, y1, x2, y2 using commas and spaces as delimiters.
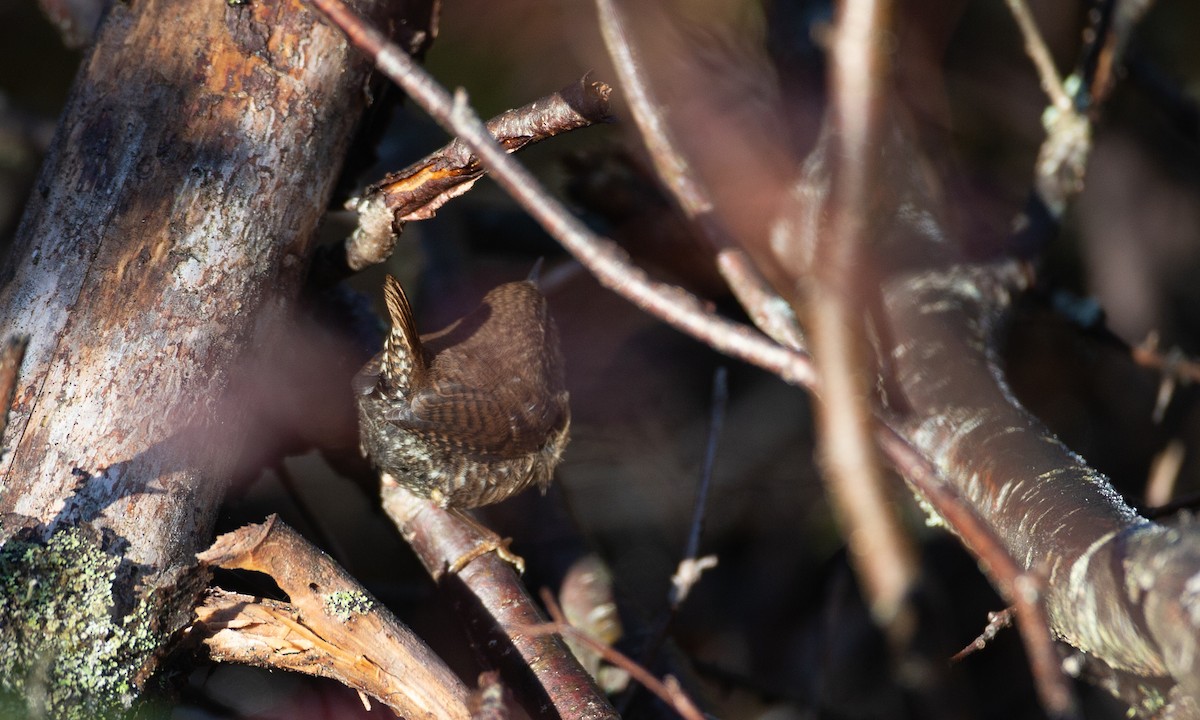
0, 0, 433, 714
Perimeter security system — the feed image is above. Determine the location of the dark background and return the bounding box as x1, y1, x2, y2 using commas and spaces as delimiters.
4, 0, 1200, 717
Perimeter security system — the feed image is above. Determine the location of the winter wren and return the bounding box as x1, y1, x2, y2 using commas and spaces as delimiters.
354, 275, 570, 508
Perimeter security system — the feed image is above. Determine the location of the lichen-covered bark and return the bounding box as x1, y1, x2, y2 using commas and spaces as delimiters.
0, 0, 433, 713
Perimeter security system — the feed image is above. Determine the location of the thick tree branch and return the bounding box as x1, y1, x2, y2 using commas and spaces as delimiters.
884, 258, 1200, 715
0, 0, 433, 712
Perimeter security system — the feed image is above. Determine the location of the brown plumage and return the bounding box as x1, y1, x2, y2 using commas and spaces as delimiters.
354, 275, 570, 508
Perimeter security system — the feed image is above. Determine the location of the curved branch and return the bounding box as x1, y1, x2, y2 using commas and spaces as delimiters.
884, 259, 1200, 714
594, 0, 806, 351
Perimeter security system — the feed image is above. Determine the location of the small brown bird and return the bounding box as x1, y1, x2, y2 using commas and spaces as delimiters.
354, 275, 570, 508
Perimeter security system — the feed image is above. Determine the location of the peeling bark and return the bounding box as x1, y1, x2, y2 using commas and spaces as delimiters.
885, 258, 1200, 715
776, 109, 1200, 713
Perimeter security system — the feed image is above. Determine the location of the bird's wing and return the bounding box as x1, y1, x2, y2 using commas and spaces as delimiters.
384, 383, 565, 458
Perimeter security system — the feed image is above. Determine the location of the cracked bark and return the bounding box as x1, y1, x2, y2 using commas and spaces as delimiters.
0, 0, 433, 713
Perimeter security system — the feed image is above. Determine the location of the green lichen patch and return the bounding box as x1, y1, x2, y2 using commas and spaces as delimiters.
323, 590, 374, 622
1130, 684, 1167, 718
0, 526, 166, 719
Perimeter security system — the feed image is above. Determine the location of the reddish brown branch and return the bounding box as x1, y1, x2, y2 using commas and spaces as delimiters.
344, 76, 613, 272
1132, 334, 1200, 384
517, 590, 707, 720
1081, 0, 1158, 107
380, 478, 618, 720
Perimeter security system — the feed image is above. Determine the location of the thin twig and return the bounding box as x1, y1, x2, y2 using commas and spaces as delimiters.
528, 590, 707, 720
1048, 298, 1200, 415
1015, 2, 1153, 223
302, 0, 818, 390
1004, 0, 1092, 217
369, 76, 612, 222
1080, 0, 1158, 107
1132, 334, 1200, 383
1003, 0, 1072, 111
619, 368, 726, 714
1078, 0, 1118, 105
594, 0, 708, 220
1145, 440, 1186, 512
594, 0, 806, 351
680, 367, 726, 587
952, 606, 1016, 662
